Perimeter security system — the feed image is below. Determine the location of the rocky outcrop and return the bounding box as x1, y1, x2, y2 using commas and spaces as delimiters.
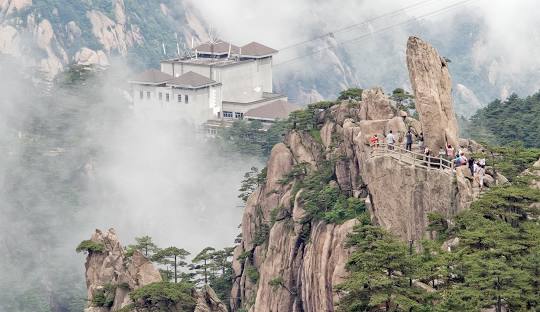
406, 36, 459, 152
75, 47, 110, 67
83, 228, 162, 312
83, 229, 228, 312
231, 37, 499, 311
361, 87, 396, 120
0, 1, 209, 78
195, 286, 229, 312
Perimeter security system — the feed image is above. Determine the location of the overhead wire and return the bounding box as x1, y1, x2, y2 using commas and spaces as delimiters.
278, 0, 442, 51
274, 0, 475, 69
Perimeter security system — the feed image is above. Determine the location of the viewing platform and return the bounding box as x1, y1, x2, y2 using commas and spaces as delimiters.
369, 143, 455, 173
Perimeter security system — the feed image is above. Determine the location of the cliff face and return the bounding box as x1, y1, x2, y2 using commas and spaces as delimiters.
231, 37, 494, 312
0, 0, 208, 77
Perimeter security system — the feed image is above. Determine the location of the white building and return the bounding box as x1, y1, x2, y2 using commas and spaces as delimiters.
129, 40, 297, 125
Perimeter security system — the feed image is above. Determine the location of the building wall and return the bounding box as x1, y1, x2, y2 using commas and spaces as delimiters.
257, 57, 273, 93
162, 58, 273, 104
132, 84, 217, 124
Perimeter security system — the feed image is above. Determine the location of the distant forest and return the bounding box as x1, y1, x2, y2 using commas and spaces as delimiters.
462, 91, 540, 148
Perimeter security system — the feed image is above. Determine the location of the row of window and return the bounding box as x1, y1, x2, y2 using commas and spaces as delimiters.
222, 111, 243, 119
139, 90, 189, 104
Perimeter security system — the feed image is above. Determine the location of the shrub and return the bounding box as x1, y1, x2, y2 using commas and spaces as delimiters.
76, 240, 105, 254
129, 281, 195, 311
245, 266, 259, 283
91, 283, 116, 307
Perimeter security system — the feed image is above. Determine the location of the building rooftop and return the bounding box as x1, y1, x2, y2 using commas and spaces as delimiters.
129, 69, 172, 85
163, 57, 250, 67
167, 71, 219, 89
240, 42, 278, 58
244, 101, 300, 121
194, 40, 240, 56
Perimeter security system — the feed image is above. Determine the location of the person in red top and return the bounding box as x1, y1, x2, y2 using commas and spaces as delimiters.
369, 134, 379, 147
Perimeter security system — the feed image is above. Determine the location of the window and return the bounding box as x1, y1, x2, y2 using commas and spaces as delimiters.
139, 90, 143, 99
166, 93, 170, 102
146, 91, 151, 99
223, 111, 233, 118
185, 94, 189, 104
235, 112, 244, 119
158, 92, 163, 101
177, 94, 182, 103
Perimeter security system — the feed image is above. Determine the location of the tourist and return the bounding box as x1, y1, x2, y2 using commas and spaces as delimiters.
478, 149, 486, 168
369, 134, 379, 148
468, 156, 475, 175
477, 162, 486, 190
405, 130, 413, 151
423, 147, 431, 167
446, 144, 455, 159
454, 153, 463, 167
460, 152, 468, 167
386, 130, 395, 150
418, 132, 424, 151
438, 146, 446, 158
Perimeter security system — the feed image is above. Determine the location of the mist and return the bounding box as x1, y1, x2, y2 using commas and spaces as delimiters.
188, 0, 540, 111
0, 58, 259, 311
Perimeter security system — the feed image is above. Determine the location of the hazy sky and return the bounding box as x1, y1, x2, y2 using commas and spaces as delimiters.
188, 0, 540, 101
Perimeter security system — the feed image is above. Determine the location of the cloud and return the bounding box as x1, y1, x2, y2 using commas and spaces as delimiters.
188, 0, 540, 103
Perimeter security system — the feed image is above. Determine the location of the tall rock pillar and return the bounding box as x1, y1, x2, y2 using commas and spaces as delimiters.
406, 36, 459, 152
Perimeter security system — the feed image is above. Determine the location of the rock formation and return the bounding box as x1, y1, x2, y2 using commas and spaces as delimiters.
406, 36, 459, 152
82, 229, 227, 312
195, 286, 229, 312
231, 37, 499, 311
0, 0, 208, 78
83, 228, 162, 312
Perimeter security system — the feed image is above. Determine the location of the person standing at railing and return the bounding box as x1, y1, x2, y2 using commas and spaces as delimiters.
437, 147, 446, 167
446, 144, 455, 160
405, 130, 413, 151
417, 132, 424, 151
386, 130, 396, 150
370, 134, 379, 148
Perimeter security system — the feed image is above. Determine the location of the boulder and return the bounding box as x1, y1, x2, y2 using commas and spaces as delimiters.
361, 87, 396, 120
441, 237, 460, 252
194, 286, 229, 312
406, 36, 459, 152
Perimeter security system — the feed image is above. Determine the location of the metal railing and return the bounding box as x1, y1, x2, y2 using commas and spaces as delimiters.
369, 143, 455, 172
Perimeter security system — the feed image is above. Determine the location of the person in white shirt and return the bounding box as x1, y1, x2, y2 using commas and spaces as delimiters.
386, 130, 395, 150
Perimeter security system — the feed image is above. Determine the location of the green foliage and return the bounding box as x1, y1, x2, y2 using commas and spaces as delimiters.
338, 217, 428, 311
125, 235, 159, 258
338, 88, 363, 101
75, 240, 104, 254
485, 142, 540, 180
245, 266, 260, 283
217, 119, 288, 158
290, 161, 364, 224
91, 283, 116, 308
129, 281, 195, 312
252, 223, 270, 246
340, 160, 540, 311
390, 88, 415, 114
309, 129, 323, 144
322, 196, 365, 224
152, 247, 191, 284
238, 167, 264, 203
466, 91, 540, 148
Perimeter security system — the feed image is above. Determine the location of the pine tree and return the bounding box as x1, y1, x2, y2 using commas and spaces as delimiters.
152, 247, 190, 283
337, 217, 428, 311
